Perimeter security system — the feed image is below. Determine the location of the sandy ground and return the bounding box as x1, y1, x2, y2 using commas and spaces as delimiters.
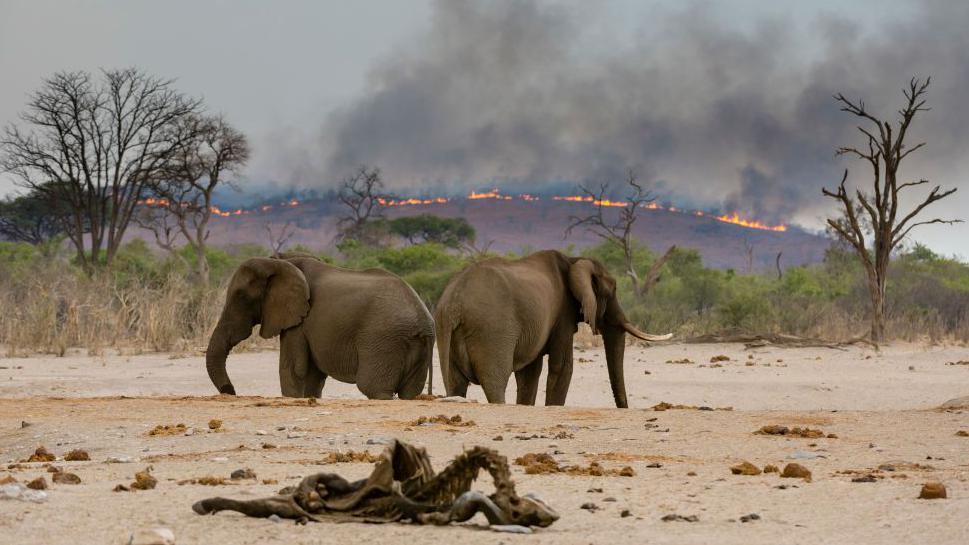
0, 341, 967, 544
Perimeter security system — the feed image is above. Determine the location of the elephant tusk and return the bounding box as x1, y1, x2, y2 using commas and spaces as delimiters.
622, 322, 673, 342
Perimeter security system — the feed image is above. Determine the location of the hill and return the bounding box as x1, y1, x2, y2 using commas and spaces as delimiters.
196, 197, 829, 270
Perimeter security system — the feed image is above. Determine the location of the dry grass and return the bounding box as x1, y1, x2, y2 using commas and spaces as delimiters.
0, 261, 273, 357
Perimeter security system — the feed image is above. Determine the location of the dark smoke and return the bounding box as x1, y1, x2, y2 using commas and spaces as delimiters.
306, 0, 969, 224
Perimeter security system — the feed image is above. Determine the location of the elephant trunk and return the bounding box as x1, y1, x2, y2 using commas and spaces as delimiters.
205, 316, 252, 395
602, 325, 629, 409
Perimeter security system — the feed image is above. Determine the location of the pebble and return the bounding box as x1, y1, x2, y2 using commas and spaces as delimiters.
781, 463, 812, 481
580, 502, 599, 511
603, 497, 617, 502
255, 430, 268, 436
268, 515, 282, 523
230, 468, 256, 480
26, 477, 48, 490
730, 461, 761, 475
740, 513, 761, 523
620, 509, 632, 518
183, 428, 195, 436
286, 432, 306, 439
366, 437, 391, 445
661, 514, 699, 522
52, 472, 81, 485
918, 482, 947, 499
127, 527, 175, 545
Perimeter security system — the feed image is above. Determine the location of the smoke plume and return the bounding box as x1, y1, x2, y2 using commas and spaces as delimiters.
306, 0, 969, 225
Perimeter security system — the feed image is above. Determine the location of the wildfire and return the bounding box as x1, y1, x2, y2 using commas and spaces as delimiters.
137, 189, 788, 232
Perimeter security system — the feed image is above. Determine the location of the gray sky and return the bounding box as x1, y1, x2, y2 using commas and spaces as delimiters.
1, 1, 965, 257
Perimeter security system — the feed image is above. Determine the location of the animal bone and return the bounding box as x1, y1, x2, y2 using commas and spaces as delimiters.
193, 439, 559, 529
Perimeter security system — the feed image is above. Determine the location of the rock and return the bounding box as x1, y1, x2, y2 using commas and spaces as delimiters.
918, 482, 947, 499
580, 502, 599, 511
0, 475, 15, 485
21, 421, 31, 428
261, 443, 277, 449
26, 477, 47, 490
267, 515, 282, 523
661, 514, 699, 522
687, 471, 697, 476
208, 419, 222, 430
492, 435, 503, 441
286, 431, 306, 439
183, 428, 195, 436
710, 355, 730, 362
26, 446, 56, 463
230, 468, 256, 480
131, 467, 157, 490
620, 509, 632, 518
852, 475, 877, 483
763, 464, 779, 473
740, 513, 761, 523
781, 463, 812, 481
366, 437, 391, 445
939, 396, 969, 410
490, 525, 533, 534
956, 430, 968, 437
0, 483, 48, 503
646, 462, 663, 468
52, 472, 81, 485
127, 527, 175, 545
730, 461, 762, 476
64, 449, 90, 461
603, 496, 617, 502
210, 457, 229, 462
255, 430, 268, 436
587, 487, 603, 493
619, 466, 636, 477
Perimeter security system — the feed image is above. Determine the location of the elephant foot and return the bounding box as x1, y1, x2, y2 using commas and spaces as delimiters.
218, 384, 237, 395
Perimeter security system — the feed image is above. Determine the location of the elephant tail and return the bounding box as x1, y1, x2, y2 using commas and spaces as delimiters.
422, 334, 435, 396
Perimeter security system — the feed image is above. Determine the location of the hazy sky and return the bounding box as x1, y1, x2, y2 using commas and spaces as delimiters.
1, 0, 965, 257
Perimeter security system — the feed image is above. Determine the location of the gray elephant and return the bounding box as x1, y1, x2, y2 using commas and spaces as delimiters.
434, 250, 669, 408
205, 255, 435, 399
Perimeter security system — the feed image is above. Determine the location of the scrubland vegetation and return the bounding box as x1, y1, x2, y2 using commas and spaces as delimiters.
1, 235, 966, 356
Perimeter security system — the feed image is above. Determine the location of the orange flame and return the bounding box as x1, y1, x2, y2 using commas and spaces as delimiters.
137, 189, 789, 232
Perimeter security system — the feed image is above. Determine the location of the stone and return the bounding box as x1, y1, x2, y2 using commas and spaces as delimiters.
763, 464, 779, 473
127, 527, 175, 545
26, 446, 56, 463
64, 449, 90, 461
852, 475, 878, 483
254, 430, 267, 436
661, 514, 699, 522
52, 472, 81, 485
230, 468, 256, 480
781, 463, 812, 481
26, 477, 48, 490
580, 502, 599, 511
730, 461, 761, 475
208, 419, 222, 430
739, 513, 760, 523
918, 482, 947, 499
620, 509, 632, 517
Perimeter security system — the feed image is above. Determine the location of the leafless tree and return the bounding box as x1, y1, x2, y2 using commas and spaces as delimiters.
336, 165, 394, 244
565, 170, 656, 297
0, 68, 203, 271
136, 114, 249, 283
265, 221, 296, 256
823, 77, 960, 341
742, 238, 754, 274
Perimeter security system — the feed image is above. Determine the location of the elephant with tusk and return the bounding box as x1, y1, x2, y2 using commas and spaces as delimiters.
434, 250, 670, 408
205, 254, 435, 399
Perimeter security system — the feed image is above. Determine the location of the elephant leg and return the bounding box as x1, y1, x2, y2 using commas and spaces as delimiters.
301, 365, 326, 398
279, 328, 313, 398
355, 346, 402, 400
544, 335, 574, 406
467, 341, 514, 404
514, 356, 544, 405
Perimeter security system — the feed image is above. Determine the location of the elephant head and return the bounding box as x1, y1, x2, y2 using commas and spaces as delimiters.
205, 257, 310, 395
568, 258, 670, 408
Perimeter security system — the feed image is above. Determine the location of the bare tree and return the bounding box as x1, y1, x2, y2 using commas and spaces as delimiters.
265, 221, 296, 256
565, 170, 656, 297
136, 115, 249, 283
742, 238, 754, 274
336, 165, 394, 243
823, 77, 960, 341
0, 68, 202, 271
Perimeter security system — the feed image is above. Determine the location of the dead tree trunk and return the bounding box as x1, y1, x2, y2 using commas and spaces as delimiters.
823, 77, 960, 342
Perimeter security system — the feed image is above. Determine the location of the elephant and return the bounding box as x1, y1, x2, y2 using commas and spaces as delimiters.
434, 250, 670, 408
205, 254, 435, 399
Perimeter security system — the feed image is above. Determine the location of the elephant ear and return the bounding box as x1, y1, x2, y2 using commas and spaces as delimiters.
238, 258, 311, 339
568, 259, 599, 335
